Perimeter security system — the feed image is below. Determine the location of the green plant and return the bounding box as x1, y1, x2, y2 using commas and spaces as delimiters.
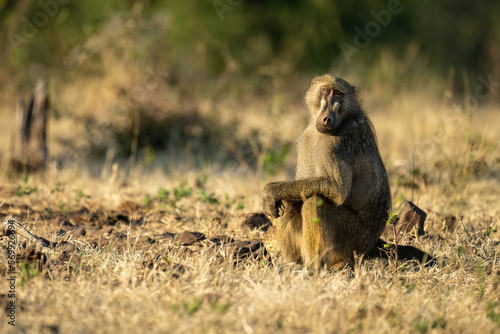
75, 189, 89, 203
197, 189, 218, 204
223, 194, 245, 210
183, 298, 202, 316
19, 261, 40, 286
173, 184, 192, 200
485, 226, 496, 237
15, 176, 36, 196
263, 144, 291, 176
144, 196, 153, 209
157, 187, 170, 201
209, 298, 231, 314
50, 181, 63, 194
487, 302, 500, 327
156, 187, 175, 208
141, 145, 156, 167
431, 317, 446, 329
413, 319, 428, 334
196, 171, 209, 188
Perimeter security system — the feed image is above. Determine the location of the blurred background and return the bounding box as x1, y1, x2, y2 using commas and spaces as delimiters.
0, 0, 499, 181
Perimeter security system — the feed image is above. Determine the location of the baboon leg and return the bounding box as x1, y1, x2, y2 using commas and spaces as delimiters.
301, 195, 376, 270
301, 196, 346, 270
275, 201, 303, 263
301, 196, 327, 270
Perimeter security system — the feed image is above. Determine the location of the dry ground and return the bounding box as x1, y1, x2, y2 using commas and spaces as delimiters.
0, 75, 499, 333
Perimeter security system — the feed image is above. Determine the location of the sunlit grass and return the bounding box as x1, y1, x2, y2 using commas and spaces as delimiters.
0, 52, 499, 333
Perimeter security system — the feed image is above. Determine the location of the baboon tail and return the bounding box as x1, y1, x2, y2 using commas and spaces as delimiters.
367, 238, 437, 267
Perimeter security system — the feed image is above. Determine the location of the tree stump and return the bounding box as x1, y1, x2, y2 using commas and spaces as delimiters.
9, 79, 49, 173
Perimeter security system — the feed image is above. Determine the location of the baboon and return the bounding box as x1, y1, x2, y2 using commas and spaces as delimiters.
262, 74, 431, 270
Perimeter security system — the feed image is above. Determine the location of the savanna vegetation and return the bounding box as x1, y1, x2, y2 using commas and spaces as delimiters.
0, 1, 499, 333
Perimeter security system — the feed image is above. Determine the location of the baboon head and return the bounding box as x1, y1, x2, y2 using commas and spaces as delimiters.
305, 74, 359, 135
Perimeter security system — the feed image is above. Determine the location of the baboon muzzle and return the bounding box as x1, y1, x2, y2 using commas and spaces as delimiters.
316, 102, 339, 135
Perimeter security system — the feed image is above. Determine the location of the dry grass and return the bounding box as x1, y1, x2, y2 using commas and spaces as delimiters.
0, 69, 499, 334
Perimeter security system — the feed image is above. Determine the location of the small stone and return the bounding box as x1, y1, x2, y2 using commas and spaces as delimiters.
211, 217, 222, 225
231, 240, 268, 260
58, 242, 76, 253
174, 231, 205, 245
396, 201, 427, 235
154, 231, 177, 240
135, 236, 156, 244
61, 219, 74, 228
72, 226, 86, 237
441, 215, 457, 234
117, 200, 141, 213
102, 226, 115, 237
239, 212, 272, 231
384, 201, 427, 237
209, 235, 235, 245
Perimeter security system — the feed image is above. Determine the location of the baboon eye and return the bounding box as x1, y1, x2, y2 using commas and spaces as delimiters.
322, 88, 331, 93
334, 90, 343, 96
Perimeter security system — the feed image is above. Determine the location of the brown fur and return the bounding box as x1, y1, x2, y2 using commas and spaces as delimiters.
262, 74, 391, 270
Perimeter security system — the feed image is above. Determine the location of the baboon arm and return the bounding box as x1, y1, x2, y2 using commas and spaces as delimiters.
268, 177, 350, 203
263, 175, 351, 218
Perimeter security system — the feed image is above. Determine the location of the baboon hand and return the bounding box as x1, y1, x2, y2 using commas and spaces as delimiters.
262, 183, 284, 218
263, 198, 284, 218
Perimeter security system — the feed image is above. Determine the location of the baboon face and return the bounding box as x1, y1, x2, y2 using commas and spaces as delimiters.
305, 75, 358, 135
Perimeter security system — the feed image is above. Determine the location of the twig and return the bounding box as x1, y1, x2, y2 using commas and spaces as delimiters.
1, 217, 54, 255
460, 216, 471, 237
392, 222, 399, 271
